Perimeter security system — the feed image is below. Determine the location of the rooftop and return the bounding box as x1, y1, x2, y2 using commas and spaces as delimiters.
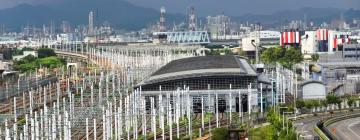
138, 55, 257, 86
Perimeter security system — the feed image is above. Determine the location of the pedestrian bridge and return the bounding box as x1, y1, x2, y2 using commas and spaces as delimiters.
153, 31, 210, 45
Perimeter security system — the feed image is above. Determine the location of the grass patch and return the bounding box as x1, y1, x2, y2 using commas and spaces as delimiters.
248, 125, 274, 140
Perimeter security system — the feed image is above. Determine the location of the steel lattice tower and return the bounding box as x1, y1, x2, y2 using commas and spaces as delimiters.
188, 6, 196, 31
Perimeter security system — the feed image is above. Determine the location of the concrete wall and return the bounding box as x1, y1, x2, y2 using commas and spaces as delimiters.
302, 83, 326, 100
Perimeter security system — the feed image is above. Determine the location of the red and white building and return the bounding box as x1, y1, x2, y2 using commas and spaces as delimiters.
329, 31, 351, 50
280, 31, 301, 46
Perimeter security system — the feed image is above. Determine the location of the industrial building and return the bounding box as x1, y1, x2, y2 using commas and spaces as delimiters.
136, 55, 263, 113
301, 29, 351, 54
280, 30, 301, 47
309, 61, 360, 96
300, 80, 326, 100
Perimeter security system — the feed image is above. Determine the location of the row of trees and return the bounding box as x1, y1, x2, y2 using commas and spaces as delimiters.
296, 94, 357, 111
13, 48, 66, 73
261, 46, 303, 69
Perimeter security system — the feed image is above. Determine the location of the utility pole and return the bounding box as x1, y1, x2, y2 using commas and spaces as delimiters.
255, 23, 261, 64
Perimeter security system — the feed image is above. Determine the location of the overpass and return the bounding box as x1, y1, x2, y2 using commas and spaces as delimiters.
55, 50, 113, 69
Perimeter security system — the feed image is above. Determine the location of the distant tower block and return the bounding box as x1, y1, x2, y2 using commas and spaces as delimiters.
188, 6, 197, 31
159, 7, 166, 32
88, 11, 94, 35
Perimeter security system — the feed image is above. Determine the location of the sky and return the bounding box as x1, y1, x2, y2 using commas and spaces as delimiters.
0, 0, 359, 16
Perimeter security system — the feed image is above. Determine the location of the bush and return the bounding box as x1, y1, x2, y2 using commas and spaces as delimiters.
211, 127, 228, 140
296, 100, 305, 109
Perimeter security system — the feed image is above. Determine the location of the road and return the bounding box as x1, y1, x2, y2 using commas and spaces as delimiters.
328, 117, 360, 140
295, 111, 360, 140
295, 116, 321, 140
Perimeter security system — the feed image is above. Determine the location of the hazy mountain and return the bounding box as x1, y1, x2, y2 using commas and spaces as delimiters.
0, 0, 185, 31
0, 0, 358, 32
231, 7, 358, 27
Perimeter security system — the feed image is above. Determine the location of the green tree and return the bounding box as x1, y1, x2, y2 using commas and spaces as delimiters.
304, 100, 314, 109
296, 100, 305, 109
311, 54, 320, 62
347, 96, 356, 108
304, 100, 320, 109
261, 46, 303, 69
320, 100, 328, 107
37, 48, 56, 58
326, 94, 341, 105
38, 56, 65, 69
326, 93, 342, 110
261, 46, 285, 64
279, 47, 303, 69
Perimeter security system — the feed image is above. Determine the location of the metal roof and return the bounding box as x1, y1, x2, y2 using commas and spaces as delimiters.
300, 80, 325, 86
137, 55, 257, 86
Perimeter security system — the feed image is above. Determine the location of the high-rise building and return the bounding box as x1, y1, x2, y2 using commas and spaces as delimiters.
206, 15, 231, 37
89, 11, 94, 35
159, 7, 166, 32
61, 21, 71, 33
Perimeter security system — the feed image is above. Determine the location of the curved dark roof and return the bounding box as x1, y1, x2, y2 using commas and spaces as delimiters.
152, 55, 241, 76
300, 80, 325, 86
137, 55, 257, 86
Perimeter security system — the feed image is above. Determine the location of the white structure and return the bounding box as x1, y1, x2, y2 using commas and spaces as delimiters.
248, 30, 280, 39
242, 30, 280, 51
301, 31, 317, 55
241, 37, 258, 51
301, 80, 326, 100
13, 51, 38, 61
0, 61, 12, 71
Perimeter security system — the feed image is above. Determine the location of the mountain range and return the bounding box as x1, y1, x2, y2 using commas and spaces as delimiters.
0, 0, 359, 31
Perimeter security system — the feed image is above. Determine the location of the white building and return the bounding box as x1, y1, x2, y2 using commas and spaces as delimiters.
327, 30, 351, 51
301, 80, 326, 100
301, 31, 317, 55
0, 61, 11, 71
241, 30, 280, 51
300, 30, 352, 55
13, 51, 38, 61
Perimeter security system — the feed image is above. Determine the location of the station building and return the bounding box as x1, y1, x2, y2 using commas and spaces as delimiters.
136, 55, 263, 113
